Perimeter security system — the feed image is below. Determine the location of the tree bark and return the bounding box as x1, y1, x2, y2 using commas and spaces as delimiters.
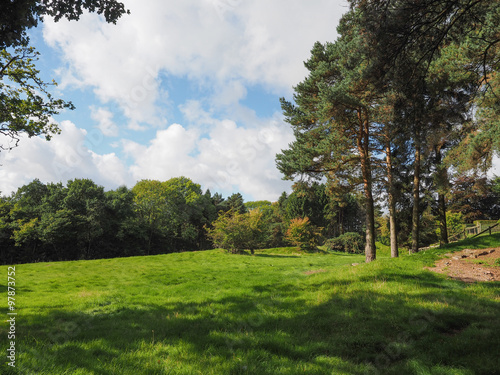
358, 111, 376, 262
435, 145, 449, 244
386, 142, 399, 257
438, 192, 448, 244
411, 138, 421, 254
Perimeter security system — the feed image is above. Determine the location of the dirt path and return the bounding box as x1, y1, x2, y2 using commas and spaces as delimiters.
426, 247, 500, 283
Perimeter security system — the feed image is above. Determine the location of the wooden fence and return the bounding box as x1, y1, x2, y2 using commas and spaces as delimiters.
449, 220, 500, 242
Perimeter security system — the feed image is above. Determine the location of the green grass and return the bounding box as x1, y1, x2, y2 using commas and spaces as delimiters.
1, 235, 500, 375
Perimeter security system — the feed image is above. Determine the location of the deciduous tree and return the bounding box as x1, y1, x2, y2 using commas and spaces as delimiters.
0, 0, 128, 152
0, 0, 129, 49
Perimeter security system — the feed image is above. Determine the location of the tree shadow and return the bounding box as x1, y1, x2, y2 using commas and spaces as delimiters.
12, 270, 500, 374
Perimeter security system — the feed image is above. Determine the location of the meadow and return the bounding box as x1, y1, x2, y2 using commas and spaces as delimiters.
1, 236, 500, 375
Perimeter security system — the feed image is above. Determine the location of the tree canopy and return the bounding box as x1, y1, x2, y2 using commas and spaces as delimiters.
277, 0, 500, 261
0, 46, 74, 151
0, 0, 129, 49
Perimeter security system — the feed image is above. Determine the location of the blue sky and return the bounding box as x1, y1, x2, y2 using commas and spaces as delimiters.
0, 0, 350, 201
3, 1, 497, 202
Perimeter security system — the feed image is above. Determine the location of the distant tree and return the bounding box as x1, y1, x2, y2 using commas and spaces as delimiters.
279, 183, 329, 229
162, 177, 216, 250
62, 179, 107, 258
447, 175, 500, 222
38, 208, 76, 260
438, 212, 466, 241
221, 193, 247, 214
132, 179, 170, 254
104, 186, 143, 257
210, 192, 226, 213
285, 217, 321, 252
0, 176, 224, 264
245, 200, 272, 211
325, 232, 365, 254
0, 196, 15, 263
132, 177, 217, 253
206, 209, 267, 254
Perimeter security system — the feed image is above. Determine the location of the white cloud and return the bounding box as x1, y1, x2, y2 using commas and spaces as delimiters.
0, 121, 132, 195
4, 0, 347, 200
41, 0, 347, 127
123, 118, 294, 200
90, 106, 119, 137
488, 155, 500, 178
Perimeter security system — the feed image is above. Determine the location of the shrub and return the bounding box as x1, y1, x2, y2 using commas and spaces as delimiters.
206, 209, 267, 254
325, 232, 365, 254
285, 217, 320, 251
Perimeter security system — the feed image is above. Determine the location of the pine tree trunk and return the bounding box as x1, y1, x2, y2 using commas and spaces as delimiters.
386, 143, 399, 257
364, 189, 376, 262
435, 145, 449, 245
411, 140, 421, 254
359, 112, 376, 262
438, 192, 448, 244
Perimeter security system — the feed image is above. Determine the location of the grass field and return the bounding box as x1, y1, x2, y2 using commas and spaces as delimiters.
1, 236, 500, 374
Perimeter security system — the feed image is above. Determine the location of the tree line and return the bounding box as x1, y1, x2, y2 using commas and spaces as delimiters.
0, 177, 365, 264
2, 0, 500, 263
276, 0, 500, 262
1, 174, 498, 264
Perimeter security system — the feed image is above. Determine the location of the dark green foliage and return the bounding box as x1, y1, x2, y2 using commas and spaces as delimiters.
0, 47, 74, 151
220, 192, 247, 214
278, 183, 364, 239
244, 200, 272, 211
0, 177, 224, 264
325, 232, 365, 254
131, 177, 217, 254
0, 0, 129, 49
447, 175, 500, 222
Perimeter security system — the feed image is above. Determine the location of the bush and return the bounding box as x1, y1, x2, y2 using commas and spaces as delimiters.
285, 217, 320, 251
325, 232, 365, 254
206, 209, 267, 254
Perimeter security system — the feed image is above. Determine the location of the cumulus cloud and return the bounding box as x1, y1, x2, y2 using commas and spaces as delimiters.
90, 106, 119, 137
0, 121, 132, 195
2, 1, 350, 200
488, 156, 500, 177
41, 0, 347, 127
123, 118, 294, 200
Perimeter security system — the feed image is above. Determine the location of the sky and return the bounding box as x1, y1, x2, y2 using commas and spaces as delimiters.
0, 0, 350, 202
1, 0, 499, 202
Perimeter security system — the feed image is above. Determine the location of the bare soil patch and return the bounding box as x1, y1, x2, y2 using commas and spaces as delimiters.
427, 247, 500, 283
304, 269, 327, 275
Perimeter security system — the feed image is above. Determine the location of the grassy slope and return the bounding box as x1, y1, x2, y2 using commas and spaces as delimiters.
1, 236, 499, 375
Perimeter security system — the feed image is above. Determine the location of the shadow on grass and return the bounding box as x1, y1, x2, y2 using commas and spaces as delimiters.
10, 269, 500, 375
